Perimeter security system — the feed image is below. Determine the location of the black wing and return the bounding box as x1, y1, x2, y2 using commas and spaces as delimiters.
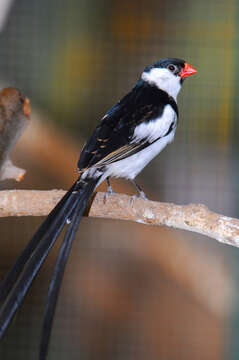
78, 80, 178, 171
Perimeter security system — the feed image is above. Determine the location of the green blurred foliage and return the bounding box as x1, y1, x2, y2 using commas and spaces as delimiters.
0, 0, 236, 142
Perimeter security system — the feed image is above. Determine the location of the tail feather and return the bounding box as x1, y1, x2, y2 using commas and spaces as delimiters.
0, 182, 76, 304
0, 177, 99, 339
39, 179, 96, 360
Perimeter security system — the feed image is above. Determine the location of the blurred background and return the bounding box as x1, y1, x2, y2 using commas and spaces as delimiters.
0, 0, 239, 359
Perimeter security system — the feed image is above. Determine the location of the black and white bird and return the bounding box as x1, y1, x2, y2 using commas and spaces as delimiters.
0, 58, 197, 359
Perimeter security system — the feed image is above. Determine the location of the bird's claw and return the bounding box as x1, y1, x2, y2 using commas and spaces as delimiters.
103, 189, 115, 204
130, 192, 149, 206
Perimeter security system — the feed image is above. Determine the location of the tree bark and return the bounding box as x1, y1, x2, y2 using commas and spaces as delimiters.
0, 189, 238, 248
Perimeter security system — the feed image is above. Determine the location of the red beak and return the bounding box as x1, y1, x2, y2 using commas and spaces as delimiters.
180, 63, 197, 78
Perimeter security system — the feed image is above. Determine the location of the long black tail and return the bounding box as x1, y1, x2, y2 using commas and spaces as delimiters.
39, 181, 95, 360
0, 176, 99, 341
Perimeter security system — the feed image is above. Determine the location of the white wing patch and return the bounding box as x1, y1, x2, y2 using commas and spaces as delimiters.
132, 104, 177, 143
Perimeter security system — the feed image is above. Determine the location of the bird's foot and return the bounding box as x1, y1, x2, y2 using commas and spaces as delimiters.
130, 179, 149, 205
130, 191, 149, 206
104, 178, 115, 203
103, 188, 115, 204
137, 190, 148, 200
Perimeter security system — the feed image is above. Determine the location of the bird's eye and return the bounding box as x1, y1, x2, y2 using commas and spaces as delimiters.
168, 64, 176, 72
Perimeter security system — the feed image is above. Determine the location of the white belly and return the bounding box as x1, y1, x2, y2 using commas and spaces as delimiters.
103, 103, 177, 180
83, 104, 177, 184
104, 128, 176, 180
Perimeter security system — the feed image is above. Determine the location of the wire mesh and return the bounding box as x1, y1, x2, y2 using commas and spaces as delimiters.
0, 0, 238, 359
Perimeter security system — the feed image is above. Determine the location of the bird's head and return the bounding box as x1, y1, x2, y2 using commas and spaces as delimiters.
141, 58, 197, 100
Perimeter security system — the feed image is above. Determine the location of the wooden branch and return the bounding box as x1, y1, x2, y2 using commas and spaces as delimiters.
0, 189, 238, 248
0, 88, 31, 181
